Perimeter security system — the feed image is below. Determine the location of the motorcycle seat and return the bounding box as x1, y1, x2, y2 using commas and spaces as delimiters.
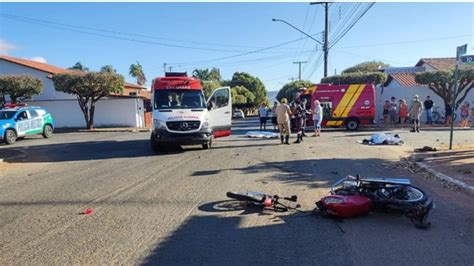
360, 177, 411, 185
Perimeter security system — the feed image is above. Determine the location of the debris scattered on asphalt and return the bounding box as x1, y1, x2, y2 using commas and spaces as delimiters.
82, 208, 94, 215
393, 158, 462, 191
414, 146, 437, 152
331, 171, 339, 175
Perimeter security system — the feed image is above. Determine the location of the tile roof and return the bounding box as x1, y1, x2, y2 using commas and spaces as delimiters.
0, 55, 72, 74
1, 54, 147, 90
386, 73, 425, 87
415, 57, 456, 70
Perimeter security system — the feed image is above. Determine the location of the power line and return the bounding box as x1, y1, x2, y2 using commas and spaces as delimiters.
337, 34, 474, 49
330, 3, 375, 48
0, 13, 313, 54
167, 32, 326, 66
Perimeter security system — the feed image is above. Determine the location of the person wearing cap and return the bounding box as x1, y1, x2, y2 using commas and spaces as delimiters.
409, 94, 424, 132
276, 98, 292, 144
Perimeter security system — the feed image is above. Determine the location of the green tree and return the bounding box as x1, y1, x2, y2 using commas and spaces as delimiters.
342, 61, 390, 74
0, 75, 43, 104
415, 69, 474, 110
69, 61, 89, 71
276, 80, 313, 103
192, 68, 222, 82
229, 72, 266, 105
52, 72, 124, 129
129, 61, 147, 86
193, 68, 223, 98
202, 81, 222, 99
321, 72, 387, 85
231, 86, 256, 105
100, 65, 117, 74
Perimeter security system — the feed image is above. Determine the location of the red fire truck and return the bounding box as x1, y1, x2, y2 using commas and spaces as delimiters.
298, 84, 376, 130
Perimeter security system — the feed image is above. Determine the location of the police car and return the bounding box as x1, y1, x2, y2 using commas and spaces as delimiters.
0, 104, 55, 144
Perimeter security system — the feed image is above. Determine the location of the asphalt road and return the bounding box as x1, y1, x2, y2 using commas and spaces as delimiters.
0, 119, 473, 265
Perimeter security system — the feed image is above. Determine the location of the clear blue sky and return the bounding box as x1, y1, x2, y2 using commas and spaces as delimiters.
1, 2, 473, 91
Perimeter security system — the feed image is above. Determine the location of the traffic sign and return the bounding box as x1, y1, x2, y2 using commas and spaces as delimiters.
460, 55, 474, 65
456, 44, 467, 58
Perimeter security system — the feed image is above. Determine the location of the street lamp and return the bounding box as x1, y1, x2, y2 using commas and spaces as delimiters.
271, 18, 323, 45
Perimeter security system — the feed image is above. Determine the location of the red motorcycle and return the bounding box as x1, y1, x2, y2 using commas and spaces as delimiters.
316, 175, 433, 229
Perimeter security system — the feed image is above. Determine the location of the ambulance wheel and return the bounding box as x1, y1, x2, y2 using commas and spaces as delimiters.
345, 118, 359, 131
4, 129, 17, 145
202, 138, 212, 149
42, 124, 53, 138
150, 133, 160, 152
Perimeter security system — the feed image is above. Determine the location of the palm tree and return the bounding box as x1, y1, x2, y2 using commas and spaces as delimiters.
192, 68, 210, 81
100, 65, 117, 74
129, 61, 147, 86
69, 61, 89, 71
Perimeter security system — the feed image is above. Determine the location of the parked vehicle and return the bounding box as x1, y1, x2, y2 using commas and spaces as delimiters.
233, 109, 245, 119
297, 84, 376, 130
150, 72, 232, 150
0, 104, 55, 144
316, 175, 433, 229
226, 191, 299, 212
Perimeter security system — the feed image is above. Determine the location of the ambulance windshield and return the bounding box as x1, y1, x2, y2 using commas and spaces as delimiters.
0, 111, 16, 120
154, 89, 206, 110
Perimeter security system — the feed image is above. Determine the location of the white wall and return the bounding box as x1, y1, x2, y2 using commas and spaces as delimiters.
0, 60, 76, 100
376, 81, 474, 123
28, 98, 145, 128
1, 60, 146, 128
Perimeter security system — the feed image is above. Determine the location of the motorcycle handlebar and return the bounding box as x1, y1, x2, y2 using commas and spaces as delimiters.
331, 175, 359, 194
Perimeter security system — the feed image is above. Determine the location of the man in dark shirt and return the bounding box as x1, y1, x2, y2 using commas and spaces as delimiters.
424, 96, 434, 125
294, 99, 306, 143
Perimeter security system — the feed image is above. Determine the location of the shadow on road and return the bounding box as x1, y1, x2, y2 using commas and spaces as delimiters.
0, 139, 185, 163
140, 214, 351, 265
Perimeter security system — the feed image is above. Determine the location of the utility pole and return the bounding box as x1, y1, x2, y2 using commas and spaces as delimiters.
323, 2, 329, 78
293, 61, 307, 81
163, 63, 167, 74
310, 2, 329, 77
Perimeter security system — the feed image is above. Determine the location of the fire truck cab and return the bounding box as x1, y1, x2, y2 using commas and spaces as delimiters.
299, 84, 376, 130
150, 73, 232, 150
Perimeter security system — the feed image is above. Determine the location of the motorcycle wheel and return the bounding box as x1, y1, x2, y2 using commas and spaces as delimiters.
379, 185, 427, 204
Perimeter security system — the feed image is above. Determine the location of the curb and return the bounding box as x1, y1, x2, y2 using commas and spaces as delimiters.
410, 154, 474, 196
77, 128, 150, 133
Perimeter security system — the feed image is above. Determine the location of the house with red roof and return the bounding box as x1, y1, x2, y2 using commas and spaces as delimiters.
0, 55, 151, 128
377, 57, 474, 123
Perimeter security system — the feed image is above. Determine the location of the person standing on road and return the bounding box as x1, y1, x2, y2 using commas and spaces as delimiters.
424, 95, 434, 125
312, 99, 323, 137
383, 100, 390, 124
460, 101, 470, 128
276, 98, 292, 144
399, 99, 408, 124
258, 103, 268, 131
293, 98, 306, 144
271, 101, 278, 132
409, 95, 424, 133
389, 97, 398, 125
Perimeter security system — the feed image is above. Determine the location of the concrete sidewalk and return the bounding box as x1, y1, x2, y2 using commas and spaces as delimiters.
55, 127, 150, 133
411, 148, 474, 195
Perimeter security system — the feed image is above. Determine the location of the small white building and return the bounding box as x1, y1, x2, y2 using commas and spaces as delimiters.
376, 58, 474, 122
0, 55, 151, 128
